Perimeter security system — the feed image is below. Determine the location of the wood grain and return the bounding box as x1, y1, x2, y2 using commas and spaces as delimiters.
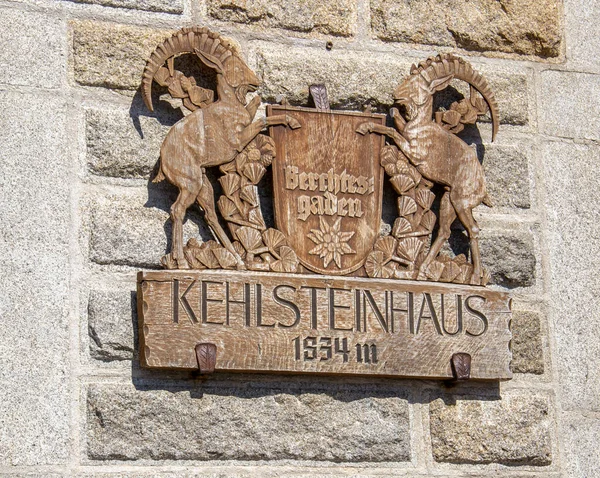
138, 270, 512, 380
268, 105, 386, 276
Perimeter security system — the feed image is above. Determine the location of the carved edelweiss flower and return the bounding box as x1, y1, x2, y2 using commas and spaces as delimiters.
308, 217, 355, 268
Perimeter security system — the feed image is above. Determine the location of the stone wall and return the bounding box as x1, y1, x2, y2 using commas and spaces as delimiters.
0, 0, 598, 475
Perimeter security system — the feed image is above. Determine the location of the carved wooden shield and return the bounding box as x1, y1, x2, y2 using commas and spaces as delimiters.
268, 106, 385, 275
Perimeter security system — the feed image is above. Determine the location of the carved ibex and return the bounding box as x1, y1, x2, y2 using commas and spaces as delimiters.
142, 27, 300, 269
357, 54, 499, 285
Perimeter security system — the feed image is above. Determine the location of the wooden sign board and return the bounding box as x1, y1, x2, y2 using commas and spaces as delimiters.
138, 270, 512, 380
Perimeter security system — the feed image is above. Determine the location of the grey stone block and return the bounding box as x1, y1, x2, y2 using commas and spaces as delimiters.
540, 70, 600, 141
72, 20, 170, 90
542, 141, 600, 412
66, 0, 183, 13
254, 42, 530, 125
445, 228, 536, 289
207, 0, 357, 37
88, 289, 137, 361
87, 384, 410, 461
0, 9, 65, 89
86, 106, 177, 179
0, 91, 70, 464
564, 0, 600, 72
511, 310, 544, 374
562, 414, 600, 478
429, 391, 552, 465
482, 142, 531, 209
481, 229, 536, 289
371, 0, 562, 58
89, 190, 217, 268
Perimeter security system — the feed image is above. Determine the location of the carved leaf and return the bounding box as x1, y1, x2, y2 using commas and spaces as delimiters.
248, 208, 266, 230
213, 248, 237, 269
380, 145, 399, 168
398, 196, 418, 217
456, 263, 474, 284
441, 261, 461, 282
453, 254, 468, 265
392, 217, 413, 237
415, 188, 435, 211
262, 228, 287, 253
232, 241, 246, 260
441, 109, 461, 127
219, 173, 241, 197
270, 246, 298, 273
235, 226, 263, 253
373, 236, 397, 260
396, 237, 424, 262
424, 261, 444, 281
421, 210, 436, 231
195, 248, 220, 269
243, 162, 266, 184
240, 184, 259, 207
365, 251, 393, 278
390, 174, 416, 195
217, 195, 238, 218
235, 152, 248, 173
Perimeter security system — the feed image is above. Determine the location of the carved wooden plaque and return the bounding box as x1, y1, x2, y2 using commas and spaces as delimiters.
138, 270, 512, 380
135, 26, 513, 381
268, 106, 385, 275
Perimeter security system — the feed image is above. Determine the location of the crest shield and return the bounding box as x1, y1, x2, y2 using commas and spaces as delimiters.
268, 106, 385, 275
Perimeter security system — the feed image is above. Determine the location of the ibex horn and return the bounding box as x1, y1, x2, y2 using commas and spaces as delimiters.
141, 27, 236, 112
410, 54, 500, 141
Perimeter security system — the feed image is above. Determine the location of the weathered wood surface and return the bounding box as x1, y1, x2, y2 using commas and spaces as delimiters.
138, 270, 512, 380
268, 105, 386, 275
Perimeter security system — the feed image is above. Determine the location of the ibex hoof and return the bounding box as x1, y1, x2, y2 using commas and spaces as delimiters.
287, 116, 301, 130
469, 273, 482, 286
236, 261, 247, 271
356, 122, 372, 135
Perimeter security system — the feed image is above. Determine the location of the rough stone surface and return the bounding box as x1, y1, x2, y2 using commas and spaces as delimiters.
371, 0, 562, 58
481, 229, 536, 289
254, 43, 529, 125
429, 392, 552, 465
540, 70, 600, 141
67, 0, 183, 13
0, 92, 70, 464
0, 9, 65, 89
511, 310, 544, 374
87, 384, 410, 461
89, 190, 217, 268
543, 141, 600, 412
208, 0, 356, 37
446, 228, 536, 288
564, 0, 600, 72
88, 289, 137, 361
72, 21, 169, 90
482, 142, 531, 209
86, 106, 178, 178
563, 414, 600, 478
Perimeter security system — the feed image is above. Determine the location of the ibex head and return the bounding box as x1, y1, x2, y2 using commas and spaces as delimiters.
393, 54, 500, 141
142, 27, 259, 112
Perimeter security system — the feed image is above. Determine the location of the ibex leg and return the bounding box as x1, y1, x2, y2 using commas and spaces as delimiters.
356, 123, 410, 152
196, 173, 245, 269
452, 201, 482, 285
235, 115, 300, 155
170, 187, 199, 269
418, 191, 456, 280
